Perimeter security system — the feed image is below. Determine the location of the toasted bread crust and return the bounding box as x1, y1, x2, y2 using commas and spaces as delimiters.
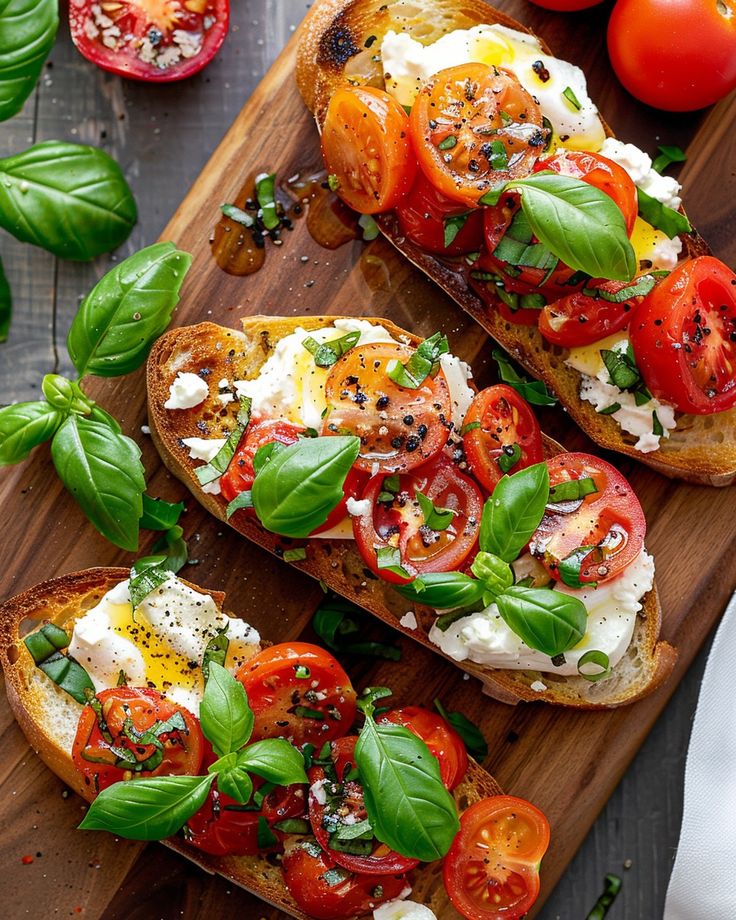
0, 567, 502, 920
295, 0, 736, 486
146, 315, 676, 708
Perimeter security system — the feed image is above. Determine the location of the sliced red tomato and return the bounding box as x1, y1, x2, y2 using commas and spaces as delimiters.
353, 454, 484, 584
630, 256, 736, 414
538, 279, 648, 347
69, 0, 229, 82
379, 707, 468, 790
531, 453, 646, 585
463, 386, 544, 492
308, 736, 419, 875
236, 643, 357, 746
72, 687, 203, 794
282, 841, 408, 920
409, 63, 546, 208
321, 341, 452, 474
395, 171, 485, 255
321, 86, 416, 214
443, 796, 550, 920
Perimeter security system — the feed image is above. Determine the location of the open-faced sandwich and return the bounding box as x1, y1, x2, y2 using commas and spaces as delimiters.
295, 0, 736, 485
0, 565, 550, 920
147, 315, 676, 708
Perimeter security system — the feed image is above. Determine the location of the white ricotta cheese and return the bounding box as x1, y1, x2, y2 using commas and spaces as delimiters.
399, 610, 418, 630
182, 437, 226, 462
599, 138, 682, 210
346, 496, 371, 517
164, 372, 209, 410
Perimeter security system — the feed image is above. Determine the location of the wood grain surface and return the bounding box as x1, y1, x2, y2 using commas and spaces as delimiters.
0, 2, 735, 919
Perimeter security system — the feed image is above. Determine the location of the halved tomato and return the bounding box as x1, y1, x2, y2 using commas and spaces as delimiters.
379, 707, 468, 790
395, 171, 485, 255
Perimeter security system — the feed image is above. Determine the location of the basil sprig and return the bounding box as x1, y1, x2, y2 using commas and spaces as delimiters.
481, 173, 636, 282
0, 0, 58, 122
251, 435, 360, 538
637, 188, 691, 239
354, 689, 460, 861
387, 332, 449, 389
79, 663, 308, 841
302, 330, 360, 367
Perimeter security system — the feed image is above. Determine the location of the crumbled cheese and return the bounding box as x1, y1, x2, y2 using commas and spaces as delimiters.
530, 680, 547, 693
182, 437, 226, 462
599, 138, 682, 210
399, 611, 418, 630
164, 372, 209, 410
346, 496, 371, 517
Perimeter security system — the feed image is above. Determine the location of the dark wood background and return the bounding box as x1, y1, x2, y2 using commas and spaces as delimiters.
1, 1, 734, 918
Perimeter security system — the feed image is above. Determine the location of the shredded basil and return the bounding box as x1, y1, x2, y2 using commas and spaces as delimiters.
302, 330, 360, 368
444, 213, 469, 248
376, 545, 412, 579
601, 347, 641, 391
562, 86, 582, 111
23, 623, 94, 705
637, 188, 691, 239
202, 626, 229, 681
548, 477, 598, 504
283, 547, 307, 562
221, 203, 254, 228
486, 139, 509, 170
129, 557, 172, 609
652, 145, 686, 175
273, 818, 310, 834
597, 402, 621, 416
358, 214, 379, 241
416, 491, 456, 531
256, 815, 279, 849
652, 411, 664, 437
386, 332, 449, 389
582, 273, 661, 303
254, 172, 279, 231
195, 401, 252, 486
438, 135, 457, 150
557, 545, 597, 589
226, 490, 253, 518
577, 649, 611, 682
461, 420, 481, 435
497, 442, 522, 474
492, 349, 557, 407
586, 874, 623, 919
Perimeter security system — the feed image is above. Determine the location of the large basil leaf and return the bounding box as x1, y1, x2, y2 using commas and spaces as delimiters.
251, 436, 360, 538
50, 414, 145, 551
67, 243, 191, 377
0, 141, 137, 260
237, 739, 309, 786
200, 662, 254, 758
0, 252, 10, 341
355, 717, 459, 861
0, 400, 61, 465
508, 174, 636, 282
495, 585, 587, 657
394, 572, 486, 610
0, 0, 58, 122
479, 463, 549, 563
79, 773, 214, 841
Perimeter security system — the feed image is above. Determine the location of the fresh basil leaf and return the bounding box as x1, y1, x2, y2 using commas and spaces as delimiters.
79, 773, 215, 841
257, 815, 279, 849
67, 243, 191, 378
0, 0, 58, 122
0, 400, 61, 466
495, 585, 587, 657
479, 463, 549, 563
562, 86, 582, 111
24, 624, 95, 704
128, 557, 171, 609
582, 273, 659, 304
433, 698, 488, 760
386, 332, 449, 389
237, 739, 308, 786
601, 348, 641, 390
40, 374, 93, 415
196, 402, 252, 486
255, 172, 279, 230
252, 439, 285, 476
355, 717, 460, 861
416, 491, 455, 531
652, 145, 686, 175
393, 571, 486, 610
376, 545, 412, 579
50, 414, 145, 551
652, 410, 664, 437
586, 873, 622, 920
637, 188, 691, 240
0, 141, 137, 260
497, 443, 522, 474
0, 251, 10, 341
216, 767, 253, 805
471, 551, 514, 600
492, 349, 557, 406
302, 330, 360, 368
202, 626, 229, 681
557, 545, 597, 589
494, 235, 557, 271
23, 622, 69, 662
438, 135, 457, 150
226, 490, 253, 518
140, 494, 185, 531
444, 213, 468, 248
221, 203, 254, 227
548, 477, 598, 504
200, 661, 254, 758
151, 524, 188, 574
251, 435, 360, 538
577, 649, 611, 682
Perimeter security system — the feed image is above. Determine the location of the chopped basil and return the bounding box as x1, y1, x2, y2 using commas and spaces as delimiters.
376, 545, 412, 579
586, 873, 622, 919
292, 705, 324, 720
461, 420, 481, 435
438, 135, 457, 150
577, 649, 611, 682
358, 213, 380, 241
23, 623, 95, 705
557, 545, 597, 589
129, 557, 172, 609
494, 235, 558, 271
24, 622, 69, 663
195, 401, 252, 486
444, 213, 469, 248
562, 86, 582, 111
637, 188, 691, 239
221, 203, 254, 228
282, 547, 307, 562
601, 347, 641, 391
295, 665, 310, 679
226, 490, 253, 518
493, 348, 557, 407
256, 815, 278, 849
386, 331, 449, 389
202, 626, 229, 680
487, 139, 509, 170
323, 867, 352, 887
582, 273, 662, 303
652, 145, 686, 175
273, 818, 310, 834
433, 698, 488, 760
327, 173, 339, 192
416, 490, 456, 531
254, 172, 279, 231
497, 442, 522, 474
652, 410, 664, 437
597, 402, 621, 416
548, 477, 598, 504
302, 330, 360, 368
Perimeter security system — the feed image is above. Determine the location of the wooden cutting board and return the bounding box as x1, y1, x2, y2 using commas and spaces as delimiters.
2, 3, 736, 917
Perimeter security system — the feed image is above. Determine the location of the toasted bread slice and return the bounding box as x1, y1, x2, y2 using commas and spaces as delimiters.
0, 567, 503, 919
295, 0, 736, 486
146, 315, 677, 708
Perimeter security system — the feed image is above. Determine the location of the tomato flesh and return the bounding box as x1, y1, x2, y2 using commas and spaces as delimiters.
443, 796, 550, 920
69, 0, 229, 82
379, 706, 468, 790
630, 256, 736, 414
236, 643, 357, 746
395, 171, 485, 255
538, 279, 645, 347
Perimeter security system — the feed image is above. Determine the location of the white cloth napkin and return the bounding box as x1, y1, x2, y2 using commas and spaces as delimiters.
664, 591, 736, 920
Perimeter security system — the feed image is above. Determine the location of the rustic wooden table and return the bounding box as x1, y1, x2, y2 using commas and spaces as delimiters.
0, 1, 732, 918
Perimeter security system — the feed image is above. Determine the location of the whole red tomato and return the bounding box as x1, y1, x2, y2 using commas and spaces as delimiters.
527, 1, 604, 9
607, 0, 736, 111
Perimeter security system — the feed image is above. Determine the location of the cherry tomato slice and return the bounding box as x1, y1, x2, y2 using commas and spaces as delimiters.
395, 171, 485, 255
353, 454, 484, 583
531, 452, 646, 585
236, 643, 357, 746
72, 687, 204, 794
443, 795, 550, 920
308, 736, 420, 875
69, 0, 229, 82
462, 386, 544, 492
630, 256, 736, 414
379, 706, 468, 790
322, 342, 452, 474
538, 279, 646, 348
282, 841, 408, 920
321, 86, 416, 214
410, 63, 546, 208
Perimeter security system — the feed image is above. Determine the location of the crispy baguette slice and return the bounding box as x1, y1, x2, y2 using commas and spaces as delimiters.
0, 567, 503, 919
295, 0, 736, 486
146, 315, 676, 707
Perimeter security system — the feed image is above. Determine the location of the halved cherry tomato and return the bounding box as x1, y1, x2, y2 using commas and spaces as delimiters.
395, 171, 485, 255
308, 736, 419, 875
69, 0, 230, 82
282, 841, 408, 920
531, 452, 646, 585
72, 687, 204, 794
630, 256, 736, 414
321, 86, 417, 214
353, 454, 484, 584
321, 342, 452, 474
538, 279, 646, 348
463, 386, 544, 492
443, 795, 550, 920
410, 63, 546, 208
379, 707, 468, 790
237, 643, 357, 746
